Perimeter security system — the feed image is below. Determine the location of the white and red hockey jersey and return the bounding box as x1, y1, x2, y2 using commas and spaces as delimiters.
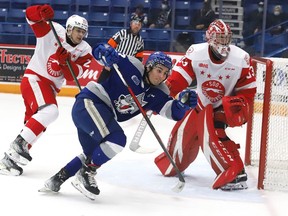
25, 6, 92, 92
166, 43, 257, 109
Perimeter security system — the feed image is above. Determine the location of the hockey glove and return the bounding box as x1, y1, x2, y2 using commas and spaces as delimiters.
176, 89, 198, 111
92, 43, 119, 67
39, 4, 54, 21
222, 95, 249, 127
55, 47, 70, 66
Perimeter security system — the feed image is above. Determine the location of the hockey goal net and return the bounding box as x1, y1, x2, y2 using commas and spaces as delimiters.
245, 57, 288, 190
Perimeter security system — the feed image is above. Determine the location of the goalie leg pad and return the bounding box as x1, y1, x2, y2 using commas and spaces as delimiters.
155, 110, 200, 176
197, 104, 244, 189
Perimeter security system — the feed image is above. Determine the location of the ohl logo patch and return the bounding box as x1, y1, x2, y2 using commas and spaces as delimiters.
202, 80, 225, 103
47, 54, 63, 77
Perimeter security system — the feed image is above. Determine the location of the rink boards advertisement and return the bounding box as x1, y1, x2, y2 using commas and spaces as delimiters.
0, 44, 33, 83
0, 44, 183, 96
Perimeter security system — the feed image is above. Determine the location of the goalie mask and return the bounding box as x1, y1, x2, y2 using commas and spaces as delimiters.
206, 19, 232, 60
66, 15, 88, 38
144, 51, 172, 85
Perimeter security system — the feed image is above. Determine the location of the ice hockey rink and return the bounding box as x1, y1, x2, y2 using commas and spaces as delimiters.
0, 93, 287, 216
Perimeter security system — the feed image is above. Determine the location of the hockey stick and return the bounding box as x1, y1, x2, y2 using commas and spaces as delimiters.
129, 60, 181, 154
129, 110, 158, 153
108, 59, 185, 192
48, 20, 82, 91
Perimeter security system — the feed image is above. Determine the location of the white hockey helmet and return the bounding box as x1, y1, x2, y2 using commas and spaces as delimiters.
205, 19, 232, 60
66, 15, 88, 38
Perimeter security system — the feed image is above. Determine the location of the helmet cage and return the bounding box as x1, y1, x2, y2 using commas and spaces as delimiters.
66, 15, 88, 38
206, 19, 232, 59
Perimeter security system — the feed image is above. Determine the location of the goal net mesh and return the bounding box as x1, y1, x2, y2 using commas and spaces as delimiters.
248, 57, 288, 191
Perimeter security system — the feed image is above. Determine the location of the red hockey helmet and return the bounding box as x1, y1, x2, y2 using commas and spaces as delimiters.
205, 19, 232, 60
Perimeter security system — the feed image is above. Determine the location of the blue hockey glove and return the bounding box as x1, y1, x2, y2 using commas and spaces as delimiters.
176, 89, 198, 110
92, 43, 119, 67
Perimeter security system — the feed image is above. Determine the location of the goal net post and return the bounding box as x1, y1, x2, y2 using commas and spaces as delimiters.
245, 57, 288, 190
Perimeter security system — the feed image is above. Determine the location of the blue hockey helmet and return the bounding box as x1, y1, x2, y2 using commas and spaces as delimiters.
145, 51, 172, 72
144, 51, 172, 85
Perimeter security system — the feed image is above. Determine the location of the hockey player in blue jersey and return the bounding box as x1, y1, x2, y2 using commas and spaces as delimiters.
39, 43, 197, 200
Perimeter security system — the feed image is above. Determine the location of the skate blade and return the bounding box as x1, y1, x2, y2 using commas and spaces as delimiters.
38, 186, 58, 193
220, 182, 248, 191
0, 162, 22, 176
71, 179, 97, 201
0, 168, 21, 176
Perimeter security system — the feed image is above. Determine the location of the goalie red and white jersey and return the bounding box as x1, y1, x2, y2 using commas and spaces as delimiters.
25, 19, 92, 92
167, 43, 256, 109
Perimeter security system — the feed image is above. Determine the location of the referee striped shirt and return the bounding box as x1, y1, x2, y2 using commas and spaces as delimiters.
107, 28, 144, 61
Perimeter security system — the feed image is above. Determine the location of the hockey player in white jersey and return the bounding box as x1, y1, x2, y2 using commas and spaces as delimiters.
0, 4, 93, 175
154, 19, 257, 191
39, 45, 198, 200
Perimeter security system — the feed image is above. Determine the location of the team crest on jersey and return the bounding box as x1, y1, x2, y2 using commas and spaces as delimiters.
202, 80, 225, 103
114, 92, 147, 114
47, 54, 63, 77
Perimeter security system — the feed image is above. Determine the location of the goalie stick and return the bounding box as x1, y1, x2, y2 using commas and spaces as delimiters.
129, 110, 158, 153
106, 58, 185, 192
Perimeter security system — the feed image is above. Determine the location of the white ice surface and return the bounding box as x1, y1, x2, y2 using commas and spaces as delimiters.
0, 93, 287, 216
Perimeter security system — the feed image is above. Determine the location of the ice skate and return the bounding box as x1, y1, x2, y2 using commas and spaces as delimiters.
71, 163, 100, 200
39, 168, 69, 193
0, 153, 23, 176
220, 169, 248, 191
7, 135, 32, 166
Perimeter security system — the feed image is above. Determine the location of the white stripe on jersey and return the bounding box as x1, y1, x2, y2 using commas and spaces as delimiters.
84, 98, 110, 138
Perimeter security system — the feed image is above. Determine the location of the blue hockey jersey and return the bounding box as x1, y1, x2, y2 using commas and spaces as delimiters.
77, 54, 186, 122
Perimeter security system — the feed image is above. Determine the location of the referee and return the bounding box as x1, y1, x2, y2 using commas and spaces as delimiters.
97, 14, 145, 82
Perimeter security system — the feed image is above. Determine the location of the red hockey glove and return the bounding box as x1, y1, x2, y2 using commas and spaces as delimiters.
39, 4, 54, 21
222, 95, 249, 127
56, 47, 70, 66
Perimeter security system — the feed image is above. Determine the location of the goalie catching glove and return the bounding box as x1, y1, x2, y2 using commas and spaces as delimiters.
176, 89, 198, 111
222, 95, 249, 127
92, 43, 119, 67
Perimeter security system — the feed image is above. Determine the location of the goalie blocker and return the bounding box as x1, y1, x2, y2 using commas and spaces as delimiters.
155, 95, 250, 190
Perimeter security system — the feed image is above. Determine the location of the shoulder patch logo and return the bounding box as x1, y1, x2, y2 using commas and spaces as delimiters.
132, 75, 140, 85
